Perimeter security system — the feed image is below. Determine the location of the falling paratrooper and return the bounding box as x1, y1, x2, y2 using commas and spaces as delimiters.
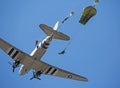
79, 0, 99, 25
58, 12, 74, 55
62, 12, 74, 24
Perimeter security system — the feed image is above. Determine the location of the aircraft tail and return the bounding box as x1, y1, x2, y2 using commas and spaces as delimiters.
39, 22, 70, 41
53, 21, 59, 31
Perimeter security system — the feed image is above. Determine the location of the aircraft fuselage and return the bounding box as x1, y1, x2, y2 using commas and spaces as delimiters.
19, 35, 53, 75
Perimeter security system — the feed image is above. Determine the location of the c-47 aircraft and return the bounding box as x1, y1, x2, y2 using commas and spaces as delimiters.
0, 21, 88, 82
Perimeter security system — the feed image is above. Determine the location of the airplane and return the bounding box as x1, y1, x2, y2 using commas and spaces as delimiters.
0, 21, 88, 82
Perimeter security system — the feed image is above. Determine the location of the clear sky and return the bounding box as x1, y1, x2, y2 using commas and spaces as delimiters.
0, 0, 120, 88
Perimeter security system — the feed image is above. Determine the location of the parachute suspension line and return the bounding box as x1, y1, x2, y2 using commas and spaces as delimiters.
58, 39, 72, 55
65, 39, 72, 50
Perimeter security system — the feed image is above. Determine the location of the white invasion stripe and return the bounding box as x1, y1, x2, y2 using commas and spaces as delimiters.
10, 50, 16, 57
7, 47, 13, 54
47, 68, 54, 74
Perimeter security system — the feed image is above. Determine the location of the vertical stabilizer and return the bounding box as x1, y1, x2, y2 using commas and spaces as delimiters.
53, 21, 59, 31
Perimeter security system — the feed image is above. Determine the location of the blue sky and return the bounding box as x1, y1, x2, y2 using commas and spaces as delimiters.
0, 0, 120, 88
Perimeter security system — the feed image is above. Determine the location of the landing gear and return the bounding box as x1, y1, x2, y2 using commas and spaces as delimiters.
30, 71, 42, 80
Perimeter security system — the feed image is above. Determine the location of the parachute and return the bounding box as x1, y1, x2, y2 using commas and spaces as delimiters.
79, 0, 99, 25
70, 12, 74, 16
79, 6, 97, 25
94, 0, 99, 4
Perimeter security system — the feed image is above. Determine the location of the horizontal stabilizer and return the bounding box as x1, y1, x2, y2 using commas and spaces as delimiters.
39, 24, 70, 41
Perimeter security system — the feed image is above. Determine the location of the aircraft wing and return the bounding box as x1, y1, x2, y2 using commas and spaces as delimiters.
33, 60, 88, 82
0, 38, 32, 65
0, 38, 88, 81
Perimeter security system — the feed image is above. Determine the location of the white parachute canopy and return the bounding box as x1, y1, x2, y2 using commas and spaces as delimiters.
70, 12, 74, 16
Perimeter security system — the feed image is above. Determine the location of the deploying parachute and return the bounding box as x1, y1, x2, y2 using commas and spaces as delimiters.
94, 0, 99, 4
79, 0, 99, 25
62, 12, 74, 24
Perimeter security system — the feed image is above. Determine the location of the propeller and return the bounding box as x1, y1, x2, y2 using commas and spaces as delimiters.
30, 71, 42, 80
8, 61, 20, 72
8, 61, 15, 72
